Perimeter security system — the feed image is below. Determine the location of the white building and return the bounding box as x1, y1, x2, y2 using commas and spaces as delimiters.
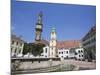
58, 48, 76, 59
11, 34, 25, 58
57, 40, 84, 60
41, 46, 50, 58
58, 48, 69, 59
75, 47, 84, 60
49, 27, 57, 58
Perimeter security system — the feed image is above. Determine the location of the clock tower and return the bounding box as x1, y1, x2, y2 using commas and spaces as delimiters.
49, 27, 57, 58
35, 12, 43, 42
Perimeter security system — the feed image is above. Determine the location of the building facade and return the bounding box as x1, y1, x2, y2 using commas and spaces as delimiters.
41, 46, 50, 58
11, 34, 25, 57
57, 40, 84, 60
75, 47, 84, 60
40, 39, 50, 58
58, 48, 69, 59
82, 26, 96, 61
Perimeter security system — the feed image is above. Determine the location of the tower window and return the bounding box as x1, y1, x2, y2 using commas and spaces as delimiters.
45, 48, 47, 53
52, 32, 54, 35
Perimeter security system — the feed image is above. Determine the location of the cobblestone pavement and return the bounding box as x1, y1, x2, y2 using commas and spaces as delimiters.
62, 59, 96, 70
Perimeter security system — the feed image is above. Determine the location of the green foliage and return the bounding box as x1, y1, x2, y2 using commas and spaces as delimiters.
32, 43, 45, 56
23, 42, 45, 56
23, 43, 29, 55
23, 43, 33, 54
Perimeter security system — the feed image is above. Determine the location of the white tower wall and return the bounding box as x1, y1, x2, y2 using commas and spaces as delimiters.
49, 27, 57, 58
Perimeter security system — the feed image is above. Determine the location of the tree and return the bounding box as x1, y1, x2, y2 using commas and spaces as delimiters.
23, 43, 32, 55
32, 43, 45, 56
28, 43, 34, 53
23, 42, 45, 56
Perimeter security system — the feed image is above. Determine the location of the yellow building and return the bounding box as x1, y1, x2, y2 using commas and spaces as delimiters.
11, 34, 25, 57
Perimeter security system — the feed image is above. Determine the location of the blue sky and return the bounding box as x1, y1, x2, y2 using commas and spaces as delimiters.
11, 0, 96, 42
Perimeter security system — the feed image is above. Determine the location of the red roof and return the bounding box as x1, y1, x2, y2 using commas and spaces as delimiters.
11, 34, 25, 42
57, 40, 81, 49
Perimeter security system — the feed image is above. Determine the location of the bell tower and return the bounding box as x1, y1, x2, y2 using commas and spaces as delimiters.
35, 12, 43, 42
49, 27, 57, 58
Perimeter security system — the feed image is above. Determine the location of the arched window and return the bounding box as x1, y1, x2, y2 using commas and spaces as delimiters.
15, 48, 17, 53
45, 48, 47, 53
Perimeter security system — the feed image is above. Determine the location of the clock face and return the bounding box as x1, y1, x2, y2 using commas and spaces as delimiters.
36, 25, 42, 29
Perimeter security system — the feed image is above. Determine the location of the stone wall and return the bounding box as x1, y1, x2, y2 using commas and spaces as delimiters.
11, 58, 61, 70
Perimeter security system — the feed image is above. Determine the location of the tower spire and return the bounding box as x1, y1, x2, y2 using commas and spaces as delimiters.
35, 11, 43, 42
